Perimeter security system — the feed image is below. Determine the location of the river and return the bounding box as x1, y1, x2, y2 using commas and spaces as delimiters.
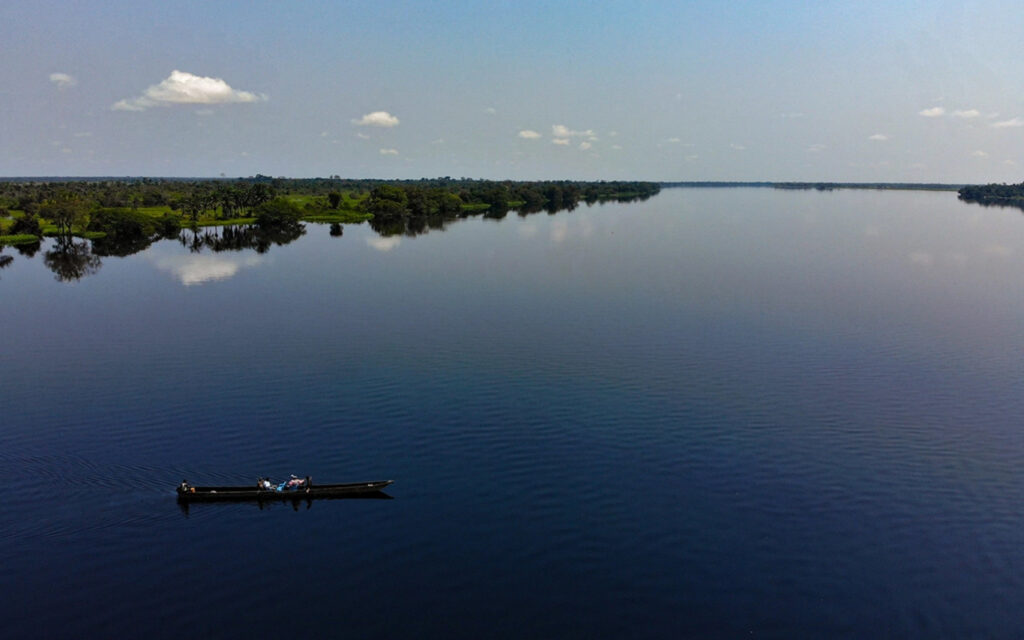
2, 187, 1022, 637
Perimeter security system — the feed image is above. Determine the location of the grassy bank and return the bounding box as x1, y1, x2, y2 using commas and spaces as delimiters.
0, 234, 41, 245
301, 212, 373, 223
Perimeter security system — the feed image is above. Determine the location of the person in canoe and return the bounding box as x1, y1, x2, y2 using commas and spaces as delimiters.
280, 475, 307, 491
256, 475, 311, 492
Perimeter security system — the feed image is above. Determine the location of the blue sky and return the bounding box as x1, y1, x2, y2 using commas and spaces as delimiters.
3, 0, 1024, 181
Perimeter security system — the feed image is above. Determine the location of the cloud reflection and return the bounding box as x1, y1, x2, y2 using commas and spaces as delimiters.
152, 254, 264, 285
984, 244, 1013, 258
550, 221, 569, 244
517, 223, 538, 238
547, 218, 595, 244
908, 251, 933, 267
367, 236, 401, 252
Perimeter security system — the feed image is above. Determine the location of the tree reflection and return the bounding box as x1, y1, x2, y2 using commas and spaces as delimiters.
43, 238, 102, 282
92, 233, 156, 257
15, 241, 41, 258
516, 203, 545, 217
365, 190, 659, 239
178, 223, 306, 254
369, 198, 592, 237
483, 206, 509, 220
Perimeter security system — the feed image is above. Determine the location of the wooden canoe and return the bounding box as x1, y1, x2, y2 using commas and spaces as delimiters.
176, 479, 393, 502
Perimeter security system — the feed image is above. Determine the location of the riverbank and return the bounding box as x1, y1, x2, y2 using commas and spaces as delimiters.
0, 178, 660, 247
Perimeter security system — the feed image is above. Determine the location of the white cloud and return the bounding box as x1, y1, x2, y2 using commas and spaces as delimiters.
352, 111, 400, 127
484, 107, 497, 115
379, 148, 399, 155
355, 132, 370, 139
919, 106, 946, 117
579, 141, 592, 150
73, 131, 92, 138
972, 150, 989, 157
730, 143, 746, 150
113, 70, 265, 111
807, 143, 826, 152
666, 137, 681, 143
611, 144, 622, 150
552, 124, 595, 138
952, 109, 981, 118
552, 138, 570, 146
992, 117, 1024, 128
518, 129, 542, 139
868, 134, 888, 141
49, 72, 76, 88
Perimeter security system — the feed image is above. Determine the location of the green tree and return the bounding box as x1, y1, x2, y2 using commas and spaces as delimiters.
40, 192, 91, 238
364, 184, 409, 223
254, 197, 303, 228
11, 212, 43, 237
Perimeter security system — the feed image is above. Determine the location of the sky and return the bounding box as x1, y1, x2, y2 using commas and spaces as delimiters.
3, 0, 1024, 182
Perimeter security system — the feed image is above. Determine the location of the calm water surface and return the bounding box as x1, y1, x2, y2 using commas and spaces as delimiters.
2, 188, 1023, 638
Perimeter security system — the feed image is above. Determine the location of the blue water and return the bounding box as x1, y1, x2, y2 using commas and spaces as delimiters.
2, 188, 1023, 638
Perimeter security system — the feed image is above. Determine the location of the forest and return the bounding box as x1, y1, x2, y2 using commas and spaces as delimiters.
0, 177, 660, 281
957, 182, 1024, 210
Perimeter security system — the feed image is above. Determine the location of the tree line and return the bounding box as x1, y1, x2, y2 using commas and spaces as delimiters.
0, 177, 658, 216
0, 177, 660, 282
957, 183, 1024, 210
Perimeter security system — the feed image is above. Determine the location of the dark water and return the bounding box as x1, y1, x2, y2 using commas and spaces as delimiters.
2, 188, 1023, 638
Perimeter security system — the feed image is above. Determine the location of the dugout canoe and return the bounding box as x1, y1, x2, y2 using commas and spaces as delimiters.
176, 479, 393, 502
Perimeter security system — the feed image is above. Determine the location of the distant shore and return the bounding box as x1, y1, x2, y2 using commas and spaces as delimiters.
661, 181, 965, 191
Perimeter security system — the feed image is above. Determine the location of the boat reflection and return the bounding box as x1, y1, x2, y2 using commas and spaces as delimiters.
177, 491, 393, 516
